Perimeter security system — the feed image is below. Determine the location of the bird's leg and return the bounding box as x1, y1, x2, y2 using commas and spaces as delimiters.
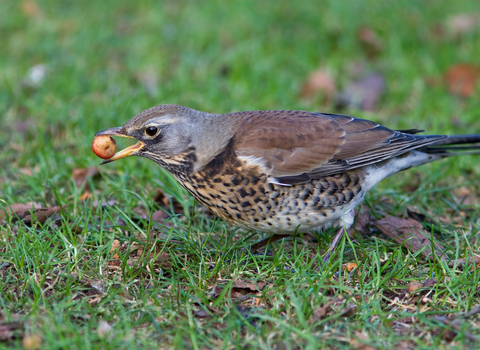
322, 226, 346, 263
248, 234, 287, 253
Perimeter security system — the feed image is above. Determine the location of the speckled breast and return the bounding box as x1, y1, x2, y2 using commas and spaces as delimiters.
176, 159, 365, 234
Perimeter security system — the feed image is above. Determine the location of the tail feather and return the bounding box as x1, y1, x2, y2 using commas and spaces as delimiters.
424, 134, 480, 156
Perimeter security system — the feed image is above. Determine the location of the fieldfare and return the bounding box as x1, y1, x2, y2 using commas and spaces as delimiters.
94, 105, 480, 260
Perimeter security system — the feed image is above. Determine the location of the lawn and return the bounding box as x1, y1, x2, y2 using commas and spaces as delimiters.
1, 1, 480, 349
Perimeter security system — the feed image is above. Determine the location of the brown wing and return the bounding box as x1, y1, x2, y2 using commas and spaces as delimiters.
233, 110, 445, 185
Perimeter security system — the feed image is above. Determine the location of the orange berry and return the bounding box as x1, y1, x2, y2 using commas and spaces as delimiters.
92, 135, 117, 159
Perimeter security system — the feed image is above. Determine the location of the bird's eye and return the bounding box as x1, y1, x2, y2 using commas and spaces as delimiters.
145, 126, 158, 137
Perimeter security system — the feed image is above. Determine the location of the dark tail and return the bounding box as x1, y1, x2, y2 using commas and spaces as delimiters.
424, 134, 480, 156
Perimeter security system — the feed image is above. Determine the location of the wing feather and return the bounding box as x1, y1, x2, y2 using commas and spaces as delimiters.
230, 110, 445, 184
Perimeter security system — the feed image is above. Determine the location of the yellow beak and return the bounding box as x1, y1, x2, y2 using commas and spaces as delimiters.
94, 127, 145, 165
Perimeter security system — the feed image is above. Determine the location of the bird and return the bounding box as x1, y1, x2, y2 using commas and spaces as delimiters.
94, 104, 480, 260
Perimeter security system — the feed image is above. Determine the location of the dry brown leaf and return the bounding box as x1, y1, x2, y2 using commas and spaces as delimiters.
209, 279, 266, 300
72, 167, 99, 188
374, 216, 447, 261
422, 278, 438, 288
194, 309, 211, 318
22, 205, 67, 225
133, 206, 169, 223
232, 279, 266, 291
97, 320, 112, 339
154, 251, 173, 269
444, 63, 480, 97
22, 334, 42, 350
153, 187, 185, 214
349, 331, 376, 350
19, 168, 33, 177
300, 68, 336, 102
108, 258, 121, 268
342, 263, 357, 272
151, 210, 169, 223
0, 202, 65, 226
395, 340, 418, 350
448, 255, 480, 268
230, 280, 266, 298
348, 208, 373, 237
0, 202, 41, 223
21, 0, 40, 18
0, 314, 23, 341
406, 209, 436, 226
340, 305, 358, 318
310, 298, 344, 323
408, 281, 423, 293
336, 73, 385, 111
110, 239, 120, 253
357, 27, 382, 59
452, 186, 478, 206
91, 200, 117, 209
447, 14, 478, 36
79, 191, 92, 201
153, 188, 170, 207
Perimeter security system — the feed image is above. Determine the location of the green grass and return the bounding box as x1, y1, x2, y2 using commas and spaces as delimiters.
1, 0, 480, 348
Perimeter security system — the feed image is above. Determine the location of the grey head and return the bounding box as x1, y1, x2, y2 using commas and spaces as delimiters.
94, 104, 235, 173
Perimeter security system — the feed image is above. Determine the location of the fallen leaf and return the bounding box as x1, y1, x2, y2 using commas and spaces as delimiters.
229, 280, 266, 299
0, 202, 42, 223
309, 298, 344, 323
300, 68, 336, 102
132, 206, 148, 219
348, 208, 373, 237
151, 209, 169, 223
349, 331, 376, 350
453, 186, 477, 206
91, 200, 117, 209
422, 278, 438, 288
0, 313, 23, 341
21, 0, 40, 18
153, 188, 170, 207
23, 64, 47, 87
154, 251, 173, 269
97, 320, 112, 339
336, 73, 385, 111
340, 305, 358, 318
444, 63, 480, 97
153, 187, 185, 214
194, 309, 211, 318
19, 168, 33, 176
374, 216, 447, 261
406, 209, 436, 226
447, 14, 478, 36
0, 202, 64, 226
22, 205, 67, 225
209, 279, 266, 300
22, 334, 42, 350
132, 206, 168, 223
79, 191, 92, 201
342, 263, 357, 272
72, 167, 99, 188
110, 240, 120, 253
357, 27, 382, 59
408, 282, 423, 293
448, 255, 480, 268
232, 279, 266, 291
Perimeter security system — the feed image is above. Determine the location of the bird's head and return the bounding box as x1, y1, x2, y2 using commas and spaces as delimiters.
94, 104, 234, 173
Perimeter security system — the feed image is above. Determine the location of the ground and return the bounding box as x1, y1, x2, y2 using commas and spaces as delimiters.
1, 1, 480, 349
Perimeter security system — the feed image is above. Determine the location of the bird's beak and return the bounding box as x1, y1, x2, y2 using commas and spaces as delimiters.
94, 127, 145, 165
